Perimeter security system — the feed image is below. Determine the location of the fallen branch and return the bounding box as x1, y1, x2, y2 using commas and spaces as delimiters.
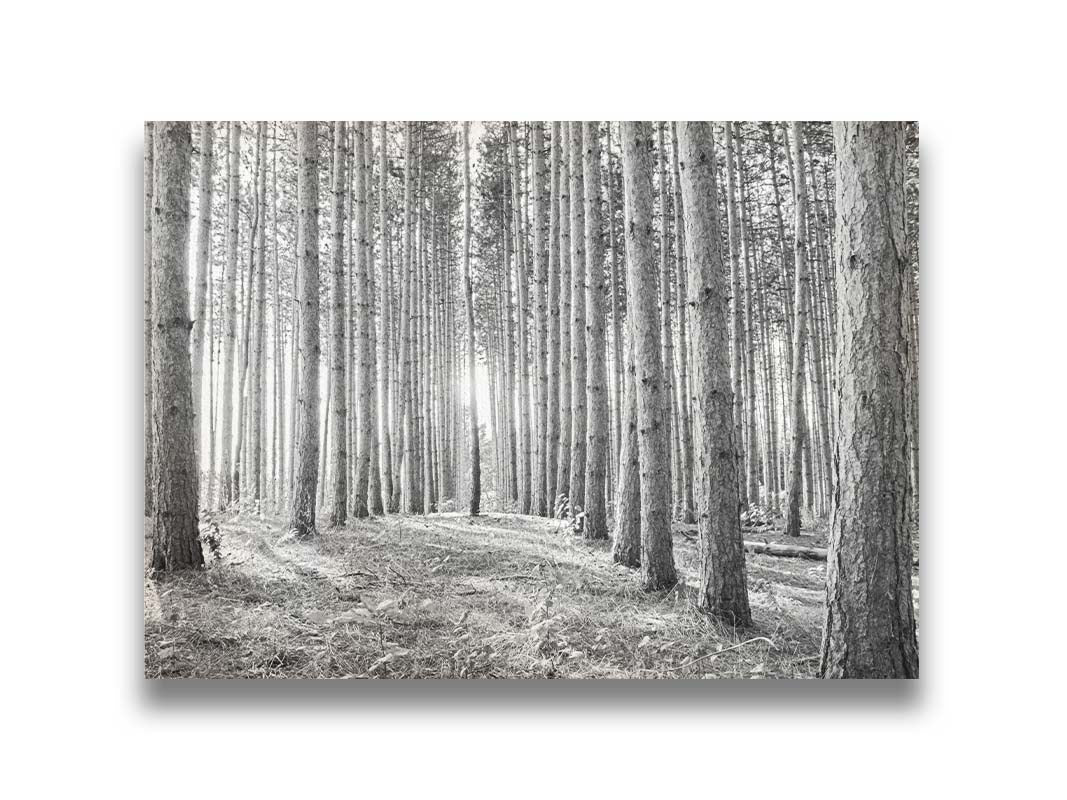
743, 540, 919, 567
667, 636, 776, 672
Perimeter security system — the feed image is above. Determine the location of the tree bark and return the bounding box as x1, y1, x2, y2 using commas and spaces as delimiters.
677, 121, 750, 625
621, 122, 677, 592
784, 122, 812, 538
217, 121, 240, 508
820, 121, 919, 679
149, 121, 204, 571
723, 122, 748, 508
583, 121, 608, 540
191, 121, 213, 482
288, 122, 321, 537
144, 123, 154, 528
327, 122, 348, 525
546, 122, 562, 511
568, 122, 588, 521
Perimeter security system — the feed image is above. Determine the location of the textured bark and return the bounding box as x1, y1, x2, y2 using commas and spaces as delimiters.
611, 317, 641, 568
606, 124, 624, 477
511, 123, 532, 514
328, 122, 348, 526
556, 125, 572, 513
532, 122, 549, 516
677, 122, 750, 625
251, 122, 267, 505
144, 123, 154, 525
191, 121, 213, 476
621, 122, 677, 591
568, 122, 587, 518
399, 123, 419, 512
670, 123, 694, 524
378, 122, 397, 512
820, 121, 918, 679
217, 121, 240, 508
289, 122, 320, 538
354, 122, 373, 518
365, 125, 384, 516
149, 121, 204, 571
461, 122, 481, 514
735, 127, 761, 506
583, 122, 608, 540
723, 122, 747, 508
546, 122, 562, 509
784, 123, 812, 538
655, 123, 676, 519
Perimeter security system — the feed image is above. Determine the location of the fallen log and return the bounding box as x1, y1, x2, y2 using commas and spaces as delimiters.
742, 540, 920, 568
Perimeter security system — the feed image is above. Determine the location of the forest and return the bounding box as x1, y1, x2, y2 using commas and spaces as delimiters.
144, 120, 919, 680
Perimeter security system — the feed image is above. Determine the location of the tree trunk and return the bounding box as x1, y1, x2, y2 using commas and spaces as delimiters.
784, 122, 812, 538
532, 121, 549, 517
568, 122, 587, 522
670, 123, 695, 524
149, 121, 204, 571
546, 122, 562, 511
144, 123, 154, 529
327, 122, 348, 525
723, 122, 748, 508
677, 121, 750, 625
820, 121, 919, 679
251, 122, 268, 507
191, 121, 213, 483
288, 122, 321, 538
556, 124, 572, 514
461, 122, 481, 515
217, 121, 240, 508
583, 121, 608, 540
621, 122, 677, 592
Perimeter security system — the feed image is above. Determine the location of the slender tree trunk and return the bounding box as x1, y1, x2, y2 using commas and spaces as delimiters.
784, 122, 812, 538
736, 126, 761, 506
724, 122, 747, 508
251, 122, 267, 508
546, 122, 562, 513
191, 121, 213, 484
366, 123, 384, 515
677, 121, 750, 624
353, 121, 374, 518
670, 123, 695, 524
583, 121, 608, 540
217, 121, 240, 508
621, 122, 677, 592
461, 122, 481, 514
606, 124, 624, 481
611, 310, 641, 568
326, 122, 348, 525
150, 121, 204, 571
511, 123, 532, 514
820, 121, 918, 679
532, 121, 549, 516
289, 122, 321, 538
656, 123, 676, 520
556, 125, 572, 514
568, 121, 587, 520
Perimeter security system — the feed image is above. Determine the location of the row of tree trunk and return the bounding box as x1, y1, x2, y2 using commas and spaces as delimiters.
146, 120, 918, 677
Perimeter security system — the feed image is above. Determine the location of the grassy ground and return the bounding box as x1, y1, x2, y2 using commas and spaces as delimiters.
144, 511, 918, 679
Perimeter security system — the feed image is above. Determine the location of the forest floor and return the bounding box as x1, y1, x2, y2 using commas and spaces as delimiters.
144, 511, 919, 679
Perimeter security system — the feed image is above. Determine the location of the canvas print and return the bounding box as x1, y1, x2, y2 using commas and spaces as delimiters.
144, 121, 919, 679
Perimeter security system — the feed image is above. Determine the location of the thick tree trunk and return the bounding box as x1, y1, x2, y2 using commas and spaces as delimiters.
820, 121, 919, 679
677, 121, 750, 625
288, 122, 321, 538
583, 122, 608, 540
144, 123, 154, 528
149, 121, 204, 571
621, 122, 677, 592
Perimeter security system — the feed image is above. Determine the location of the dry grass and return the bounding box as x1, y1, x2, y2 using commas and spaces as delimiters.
144, 511, 909, 679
